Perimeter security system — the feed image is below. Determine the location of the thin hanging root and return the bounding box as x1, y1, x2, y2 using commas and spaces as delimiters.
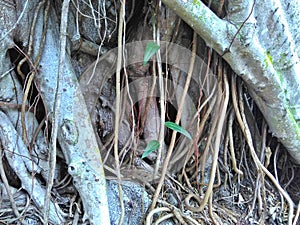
219, 206, 238, 223
217, 0, 225, 16
184, 193, 202, 212
148, 200, 202, 225
17, 0, 45, 79
154, 214, 174, 225
145, 207, 171, 225
182, 169, 194, 190
293, 202, 300, 225
198, 50, 216, 179
44, 0, 67, 223
181, 214, 202, 225
199, 93, 219, 184
199, 60, 229, 210
231, 75, 295, 224
209, 194, 220, 225
19, 0, 50, 145
166, 208, 187, 225
228, 109, 243, 175
154, 0, 165, 180
150, 31, 197, 210
172, 85, 215, 172
114, 1, 126, 224
0, 150, 21, 220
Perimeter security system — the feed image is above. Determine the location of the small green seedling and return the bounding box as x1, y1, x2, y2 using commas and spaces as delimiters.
143, 41, 160, 66
164, 121, 192, 140
142, 140, 160, 159
141, 122, 192, 158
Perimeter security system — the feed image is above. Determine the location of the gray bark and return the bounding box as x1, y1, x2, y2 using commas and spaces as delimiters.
0, 1, 110, 224
32, 5, 110, 224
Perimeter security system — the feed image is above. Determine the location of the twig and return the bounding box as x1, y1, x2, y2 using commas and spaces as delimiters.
221, 0, 256, 56
0, 0, 29, 43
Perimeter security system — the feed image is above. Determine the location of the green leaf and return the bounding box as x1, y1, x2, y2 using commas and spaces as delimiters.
143, 41, 160, 66
164, 121, 192, 140
141, 140, 160, 159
